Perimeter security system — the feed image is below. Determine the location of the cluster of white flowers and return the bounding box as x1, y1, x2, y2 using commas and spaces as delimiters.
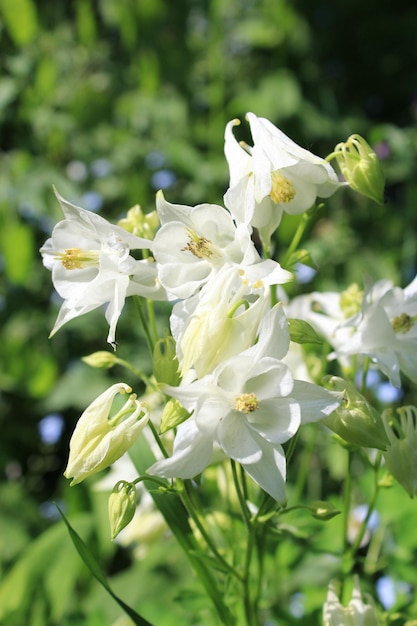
42, 112, 417, 507
41, 113, 346, 502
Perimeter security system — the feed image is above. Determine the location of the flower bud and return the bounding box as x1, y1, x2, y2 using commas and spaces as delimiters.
82, 351, 118, 369
323, 576, 378, 626
322, 376, 389, 450
159, 398, 190, 434
332, 134, 385, 204
153, 334, 180, 387
118, 205, 159, 240
64, 383, 149, 485
108, 481, 137, 540
308, 500, 340, 521
381, 406, 417, 498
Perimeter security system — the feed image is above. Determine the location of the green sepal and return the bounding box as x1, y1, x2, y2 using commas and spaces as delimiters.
288, 318, 323, 345
160, 398, 191, 434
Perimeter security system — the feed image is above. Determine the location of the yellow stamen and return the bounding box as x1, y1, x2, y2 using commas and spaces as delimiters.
55, 248, 100, 270
391, 313, 413, 334
182, 228, 214, 259
270, 170, 296, 204
235, 392, 259, 414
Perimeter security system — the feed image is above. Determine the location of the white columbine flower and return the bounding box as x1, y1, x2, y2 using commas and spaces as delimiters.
323, 576, 378, 626
334, 275, 417, 388
40, 189, 161, 346
153, 191, 283, 299
149, 305, 341, 501
224, 112, 341, 244
64, 383, 149, 485
171, 264, 286, 379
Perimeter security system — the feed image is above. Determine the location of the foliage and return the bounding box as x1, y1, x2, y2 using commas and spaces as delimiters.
1, 0, 417, 625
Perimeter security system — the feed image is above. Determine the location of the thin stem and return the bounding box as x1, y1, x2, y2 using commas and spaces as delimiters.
348, 452, 382, 558
230, 460, 251, 527
147, 419, 169, 459
341, 450, 353, 579
133, 295, 155, 354
282, 211, 311, 267
178, 478, 243, 581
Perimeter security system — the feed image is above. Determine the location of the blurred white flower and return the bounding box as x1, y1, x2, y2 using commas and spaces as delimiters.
323, 576, 378, 626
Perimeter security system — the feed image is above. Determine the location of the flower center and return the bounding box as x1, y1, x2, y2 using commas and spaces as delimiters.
269, 170, 296, 204
235, 392, 259, 414
55, 248, 100, 270
182, 228, 216, 260
340, 283, 363, 318
391, 313, 414, 334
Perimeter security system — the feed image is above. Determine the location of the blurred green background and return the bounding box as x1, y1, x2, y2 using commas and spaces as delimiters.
1, 1, 417, 624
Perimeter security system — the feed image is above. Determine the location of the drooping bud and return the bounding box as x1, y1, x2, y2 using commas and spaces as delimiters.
323, 576, 378, 626
322, 376, 389, 450
381, 406, 417, 498
308, 500, 340, 521
331, 134, 385, 204
153, 333, 180, 387
82, 351, 118, 369
64, 383, 149, 485
108, 481, 137, 540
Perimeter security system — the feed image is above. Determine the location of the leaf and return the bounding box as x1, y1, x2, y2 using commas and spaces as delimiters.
57, 506, 155, 626
285, 248, 317, 270
287, 318, 323, 345
0, 0, 39, 46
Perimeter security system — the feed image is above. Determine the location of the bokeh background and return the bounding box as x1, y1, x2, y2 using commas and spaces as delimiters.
1, 1, 417, 624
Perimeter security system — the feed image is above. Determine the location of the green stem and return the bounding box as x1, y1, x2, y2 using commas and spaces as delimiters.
133, 296, 155, 354
348, 452, 382, 558
282, 211, 311, 267
178, 478, 243, 581
341, 450, 353, 579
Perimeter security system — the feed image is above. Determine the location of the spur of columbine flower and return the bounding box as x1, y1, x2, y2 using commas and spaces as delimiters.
64, 383, 149, 485
153, 191, 289, 299
224, 112, 341, 245
149, 305, 341, 502
40, 188, 161, 346
171, 263, 291, 379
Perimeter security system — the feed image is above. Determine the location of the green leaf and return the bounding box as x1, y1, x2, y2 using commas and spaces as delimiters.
285, 248, 317, 270
287, 318, 323, 345
0, 0, 39, 46
57, 506, 155, 626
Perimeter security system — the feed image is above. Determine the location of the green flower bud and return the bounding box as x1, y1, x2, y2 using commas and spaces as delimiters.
322, 376, 389, 450
82, 351, 118, 369
332, 134, 385, 204
382, 406, 417, 498
153, 334, 180, 387
118, 205, 159, 240
308, 500, 341, 521
160, 398, 191, 434
108, 481, 137, 540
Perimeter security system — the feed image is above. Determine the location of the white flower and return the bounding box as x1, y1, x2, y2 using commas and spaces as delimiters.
40, 189, 161, 345
153, 191, 292, 299
224, 112, 340, 244
171, 264, 273, 378
64, 383, 149, 485
149, 305, 341, 501
334, 275, 417, 388
323, 576, 378, 626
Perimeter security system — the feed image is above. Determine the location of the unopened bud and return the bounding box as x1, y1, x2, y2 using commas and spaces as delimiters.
153, 334, 180, 387
108, 481, 137, 540
160, 398, 190, 434
308, 500, 340, 521
322, 376, 389, 450
332, 134, 385, 204
82, 351, 118, 369
323, 576, 378, 626
118, 205, 160, 240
